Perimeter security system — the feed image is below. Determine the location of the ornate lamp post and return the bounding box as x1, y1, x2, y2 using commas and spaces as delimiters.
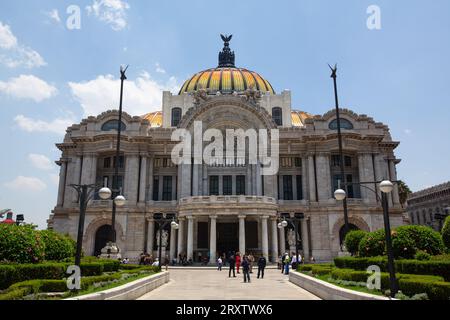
329, 64, 350, 242
69, 185, 125, 266
153, 213, 178, 271
278, 213, 304, 267
334, 180, 398, 298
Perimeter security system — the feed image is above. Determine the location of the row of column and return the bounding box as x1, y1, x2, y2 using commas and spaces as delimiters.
146, 215, 290, 264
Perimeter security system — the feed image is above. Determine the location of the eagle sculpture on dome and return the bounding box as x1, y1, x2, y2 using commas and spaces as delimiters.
220, 34, 232, 44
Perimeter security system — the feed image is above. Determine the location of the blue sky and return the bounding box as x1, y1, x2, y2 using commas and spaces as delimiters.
1, 0, 449, 229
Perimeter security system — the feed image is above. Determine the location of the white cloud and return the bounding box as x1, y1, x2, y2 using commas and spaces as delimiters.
155, 63, 166, 74
29, 154, 54, 171
0, 75, 57, 102
86, 0, 130, 31
0, 21, 46, 68
68, 71, 180, 116
5, 176, 47, 192
14, 114, 75, 135
44, 9, 61, 23
404, 129, 412, 135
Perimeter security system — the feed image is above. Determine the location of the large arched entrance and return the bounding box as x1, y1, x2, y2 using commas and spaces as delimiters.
94, 225, 113, 256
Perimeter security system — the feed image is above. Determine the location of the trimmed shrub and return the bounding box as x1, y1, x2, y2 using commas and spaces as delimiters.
40, 230, 76, 261
442, 216, 450, 251
0, 288, 29, 300
391, 228, 416, 259
358, 225, 444, 259
396, 225, 444, 256
79, 263, 104, 276
414, 251, 431, 261
0, 224, 45, 263
359, 229, 385, 257
344, 230, 367, 256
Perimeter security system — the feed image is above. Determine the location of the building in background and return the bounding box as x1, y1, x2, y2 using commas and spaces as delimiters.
48, 36, 405, 262
406, 182, 450, 231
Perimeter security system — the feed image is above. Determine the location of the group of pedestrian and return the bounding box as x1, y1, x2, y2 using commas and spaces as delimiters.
280, 252, 303, 275
220, 252, 267, 283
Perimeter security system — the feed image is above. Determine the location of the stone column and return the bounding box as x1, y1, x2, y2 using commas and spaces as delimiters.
238, 215, 246, 254
301, 156, 308, 201
256, 162, 262, 196
169, 223, 177, 261
138, 155, 147, 203
301, 218, 309, 260
279, 225, 286, 255
187, 216, 194, 260
80, 153, 97, 186
246, 165, 252, 195
177, 217, 185, 261
389, 160, 400, 205
270, 217, 279, 263
57, 160, 67, 206
147, 157, 154, 201
147, 218, 154, 255
124, 154, 140, 204
202, 164, 207, 196
261, 216, 269, 260
192, 164, 199, 196
316, 153, 331, 201
308, 155, 317, 202
180, 164, 191, 198
209, 215, 217, 264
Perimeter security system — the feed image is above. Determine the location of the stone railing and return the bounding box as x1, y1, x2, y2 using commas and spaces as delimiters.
65, 271, 169, 300
180, 195, 277, 205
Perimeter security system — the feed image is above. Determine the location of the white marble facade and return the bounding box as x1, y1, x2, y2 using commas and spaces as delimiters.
48, 42, 406, 263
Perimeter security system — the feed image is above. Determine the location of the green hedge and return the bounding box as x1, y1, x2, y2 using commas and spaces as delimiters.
0, 261, 116, 290
329, 268, 449, 299
334, 256, 450, 281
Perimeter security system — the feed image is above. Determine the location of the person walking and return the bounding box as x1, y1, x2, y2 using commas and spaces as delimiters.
242, 256, 251, 283
281, 252, 287, 274
228, 254, 236, 278
235, 252, 241, 274
283, 253, 291, 275
217, 256, 223, 271
248, 253, 254, 273
257, 255, 267, 279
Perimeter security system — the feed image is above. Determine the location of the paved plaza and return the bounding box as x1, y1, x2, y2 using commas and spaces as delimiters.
138, 268, 320, 300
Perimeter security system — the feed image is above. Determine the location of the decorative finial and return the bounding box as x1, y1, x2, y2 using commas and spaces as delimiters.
218, 34, 235, 67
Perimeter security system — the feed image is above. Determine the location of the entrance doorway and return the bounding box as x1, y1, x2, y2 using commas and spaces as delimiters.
217, 223, 238, 257
94, 225, 113, 256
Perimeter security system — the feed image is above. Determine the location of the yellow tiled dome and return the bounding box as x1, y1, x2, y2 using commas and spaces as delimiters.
178, 67, 275, 95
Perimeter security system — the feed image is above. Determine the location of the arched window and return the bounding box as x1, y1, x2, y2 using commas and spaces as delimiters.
101, 120, 126, 131
329, 118, 354, 130
272, 107, 283, 126
171, 108, 182, 127
339, 223, 359, 245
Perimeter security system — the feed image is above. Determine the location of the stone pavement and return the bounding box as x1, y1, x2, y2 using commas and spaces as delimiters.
137, 268, 320, 300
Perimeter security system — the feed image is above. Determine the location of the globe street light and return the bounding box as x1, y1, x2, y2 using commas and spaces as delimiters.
70, 184, 126, 266
334, 179, 398, 297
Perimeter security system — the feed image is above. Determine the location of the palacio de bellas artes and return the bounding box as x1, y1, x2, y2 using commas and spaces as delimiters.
48, 35, 406, 264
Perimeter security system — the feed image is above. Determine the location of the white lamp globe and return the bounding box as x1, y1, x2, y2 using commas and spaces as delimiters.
334, 189, 347, 201
277, 222, 282, 229
281, 220, 288, 228
171, 221, 179, 229
98, 187, 112, 200
114, 195, 126, 207
380, 180, 394, 194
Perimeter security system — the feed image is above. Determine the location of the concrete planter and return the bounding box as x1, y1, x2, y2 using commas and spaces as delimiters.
289, 271, 392, 300
65, 271, 170, 300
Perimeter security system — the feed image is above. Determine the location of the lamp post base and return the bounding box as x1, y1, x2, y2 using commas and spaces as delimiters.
100, 242, 122, 260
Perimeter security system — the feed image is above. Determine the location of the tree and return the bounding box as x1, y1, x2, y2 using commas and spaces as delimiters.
397, 180, 412, 208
